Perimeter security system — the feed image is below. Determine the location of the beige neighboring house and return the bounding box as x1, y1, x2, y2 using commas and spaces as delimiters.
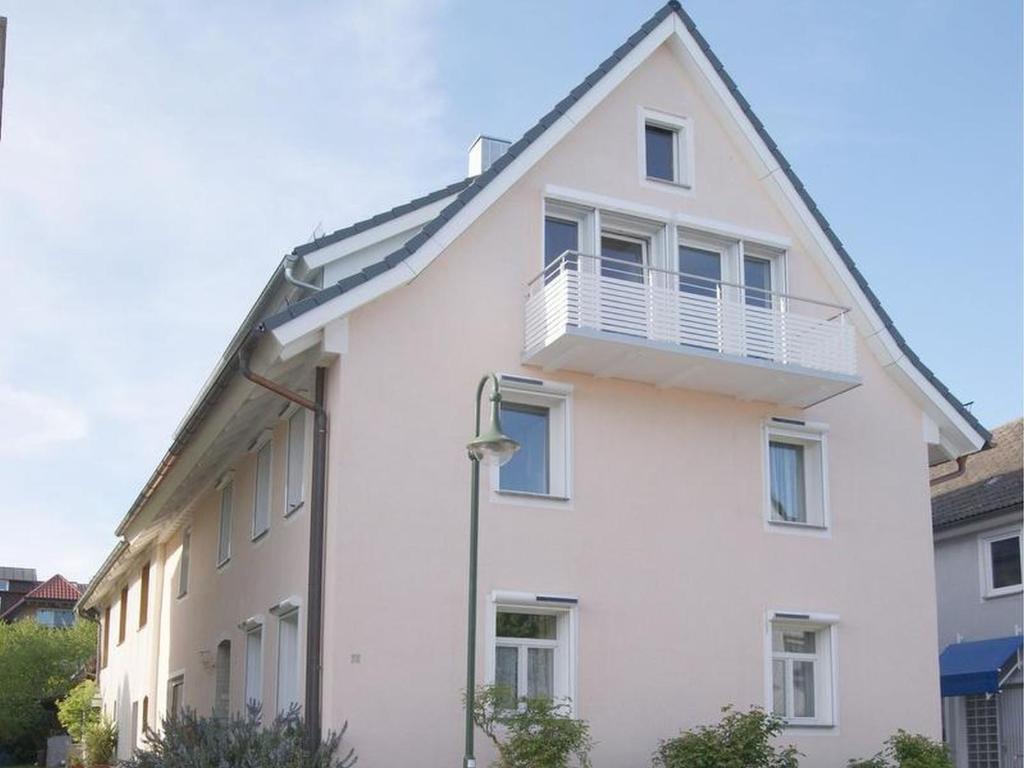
78, 3, 991, 766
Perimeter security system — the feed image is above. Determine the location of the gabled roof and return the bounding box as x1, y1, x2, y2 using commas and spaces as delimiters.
1, 574, 82, 620
932, 419, 1023, 530
259, 0, 988, 448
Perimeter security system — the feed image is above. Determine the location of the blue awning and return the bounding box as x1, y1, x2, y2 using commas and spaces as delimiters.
940, 636, 1023, 697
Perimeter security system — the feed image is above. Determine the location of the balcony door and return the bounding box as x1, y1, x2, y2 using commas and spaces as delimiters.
678, 244, 724, 351
742, 252, 779, 360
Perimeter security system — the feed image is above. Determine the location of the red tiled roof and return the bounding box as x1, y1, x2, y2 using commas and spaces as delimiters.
0, 574, 82, 620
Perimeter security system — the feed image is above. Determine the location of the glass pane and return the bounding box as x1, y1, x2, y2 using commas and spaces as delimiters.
793, 660, 816, 718
219, 484, 232, 562
744, 256, 772, 308
544, 217, 579, 273
772, 659, 787, 716
495, 646, 519, 706
770, 442, 806, 523
499, 404, 550, 494
496, 611, 557, 639
287, 412, 306, 512
991, 537, 1022, 588
601, 235, 646, 284
245, 628, 263, 706
254, 444, 272, 535
527, 647, 554, 700
679, 245, 721, 297
645, 124, 675, 181
772, 627, 817, 654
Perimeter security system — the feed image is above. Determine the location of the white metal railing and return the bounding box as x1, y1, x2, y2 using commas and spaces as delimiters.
524, 252, 857, 376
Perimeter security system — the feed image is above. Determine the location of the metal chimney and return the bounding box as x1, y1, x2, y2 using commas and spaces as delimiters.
468, 135, 511, 176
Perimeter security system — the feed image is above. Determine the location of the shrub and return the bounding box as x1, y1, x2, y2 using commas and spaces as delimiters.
848, 730, 953, 768
471, 685, 593, 768
653, 706, 800, 768
58, 680, 100, 742
121, 704, 356, 768
83, 717, 117, 767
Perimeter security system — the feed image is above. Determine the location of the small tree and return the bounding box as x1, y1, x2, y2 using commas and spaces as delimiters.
58, 680, 100, 742
83, 716, 117, 767
848, 730, 953, 768
471, 685, 593, 768
653, 706, 800, 768
122, 704, 356, 768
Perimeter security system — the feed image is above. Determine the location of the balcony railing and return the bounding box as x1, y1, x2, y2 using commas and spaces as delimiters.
524, 252, 857, 389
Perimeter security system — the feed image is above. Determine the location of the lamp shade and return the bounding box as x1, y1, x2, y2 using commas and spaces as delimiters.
467, 397, 520, 466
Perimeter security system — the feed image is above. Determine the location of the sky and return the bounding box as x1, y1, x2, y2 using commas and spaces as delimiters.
0, 0, 1020, 583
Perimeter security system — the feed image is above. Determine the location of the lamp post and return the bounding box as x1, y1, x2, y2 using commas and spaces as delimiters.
463, 373, 520, 768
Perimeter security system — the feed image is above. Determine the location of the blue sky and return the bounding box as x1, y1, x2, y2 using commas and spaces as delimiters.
0, 0, 1020, 582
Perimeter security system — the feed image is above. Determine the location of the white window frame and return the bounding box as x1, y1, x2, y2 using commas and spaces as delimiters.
638, 107, 695, 192
490, 376, 573, 508
275, 607, 301, 714
486, 591, 578, 714
242, 620, 264, 710
978, 526, 1023, 599
765, 611, 838, 728
543, 200, 595, 270
217, 480, 233, 568
252, 437, 273, 541
763, 419, 830, 535
284, 408, 308, 517
177, 528, 191, 599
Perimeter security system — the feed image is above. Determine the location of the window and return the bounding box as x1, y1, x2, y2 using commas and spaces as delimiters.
494, 378, 571, 501
544, 217, 579, 274
276, 609, 300, 713
253, 442, 272, 540
769, 617, 835, 727
0, 580, 9, 591
102, 605, 111, 668
639, 108, 692, 188
178, 529, 191, 598
600, 233, 647, 284
37, 609, 75, 627
744, 254, 774, 309
168, 676, 184, 720
979, 527, 1022, 598
245, 625, 264, 708
214, 640, 231, 721
678, 244, 722, 297
139, 563, 150, 629
118, 585, 128, 644
965, 694, 1000, 767
764, 421, 828, 530
130, 700, 139, 752
490, 594, 576, 710
286, 411, 306, 516
142, 696, 148, 732
218, 482, 233, 566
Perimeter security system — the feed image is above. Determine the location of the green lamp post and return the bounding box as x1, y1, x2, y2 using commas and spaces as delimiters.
463, 373, 520, 768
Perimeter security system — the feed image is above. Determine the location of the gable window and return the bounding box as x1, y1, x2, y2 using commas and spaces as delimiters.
744, 254, 774, 309
178, 529, 191, 598
138, 563, 149, 629
252, 442, 272, 540
286, 411, 306, 516
494, 378, 571, 502
245, 624, 264, 708
218, 482, 233, 566
769, 615, 836, 727
765, 421, 828, 530
639, 108, 693, 189
118, 585, 128, 644
979, 527, 1022, 598
489, 593, 577, 710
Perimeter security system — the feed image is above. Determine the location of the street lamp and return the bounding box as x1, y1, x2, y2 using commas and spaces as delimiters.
463, 373, 519, 768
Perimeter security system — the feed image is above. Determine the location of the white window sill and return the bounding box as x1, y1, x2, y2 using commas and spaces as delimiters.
983, 584, 1023, 600
784, 720, 836, 730
251, 529, 270, 544
216, 557, 231, 571
496, 489, 570, 502
284, 501, 304, 518
769, 519, 827, 530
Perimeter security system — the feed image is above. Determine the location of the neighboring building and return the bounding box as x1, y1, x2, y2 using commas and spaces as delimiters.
78, 3, 990, 766
933, 419, 1023, 768
1, 573, 83, 627
0, 566, 39, 614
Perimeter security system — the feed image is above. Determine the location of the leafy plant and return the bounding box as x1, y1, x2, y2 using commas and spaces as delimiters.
652, 705, 800, 768
470, 685, 593, 768
83, 716, 117, 767
58, 680, 100, 742
122, 704, 356, 768
0, 618, 97, 761
848, 730, 953, 768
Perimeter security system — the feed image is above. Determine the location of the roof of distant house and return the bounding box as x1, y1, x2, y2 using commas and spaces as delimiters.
1, 574, 83, 620
932, 419, 1023, 530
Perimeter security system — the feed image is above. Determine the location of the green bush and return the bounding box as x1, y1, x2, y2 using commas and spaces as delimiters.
848, 730, 952, 768
83, 717, 117, 767
471, 685, 593, 768
57, 680, 100, 742
121, 705, 356, 768
652, 706, 800, 768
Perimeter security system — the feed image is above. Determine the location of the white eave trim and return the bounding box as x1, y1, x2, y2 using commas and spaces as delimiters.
267, 11, 985, 456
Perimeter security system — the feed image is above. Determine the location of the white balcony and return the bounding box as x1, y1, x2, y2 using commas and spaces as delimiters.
523, 252, 860, 407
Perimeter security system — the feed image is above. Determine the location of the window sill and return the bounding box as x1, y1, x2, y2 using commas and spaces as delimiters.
784, 720, 836, 730
983, 585, 1023, 600
496, 489, 571, 502
251, 529, 270, 544
284, 502, 304, 518
645, 174, 691, 189
217, 557, 231, 571
769, 519, 828, 530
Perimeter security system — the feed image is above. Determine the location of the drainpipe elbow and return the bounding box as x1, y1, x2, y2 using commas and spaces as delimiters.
283, 253, 321, 293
